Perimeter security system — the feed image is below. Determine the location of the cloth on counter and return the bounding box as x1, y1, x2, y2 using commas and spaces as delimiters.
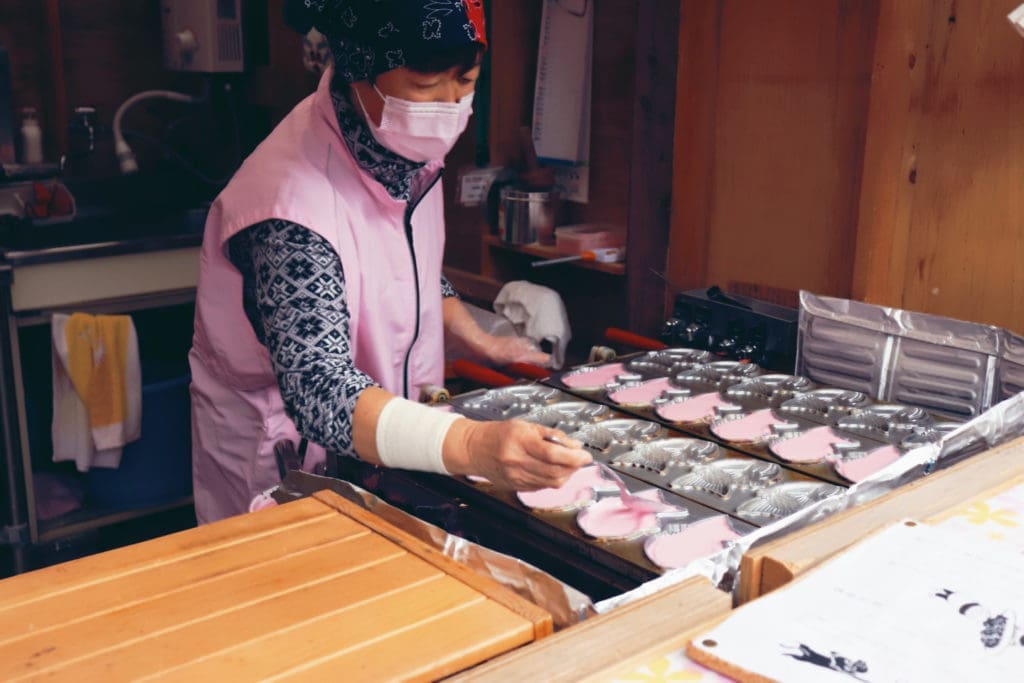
51, 313, 141, 472
493, 280, 571, 369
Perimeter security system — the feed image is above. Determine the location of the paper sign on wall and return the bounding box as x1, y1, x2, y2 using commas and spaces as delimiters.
533, 0, 593, 202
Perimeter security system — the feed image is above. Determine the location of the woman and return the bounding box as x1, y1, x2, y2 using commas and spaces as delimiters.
189, 0, 591, 524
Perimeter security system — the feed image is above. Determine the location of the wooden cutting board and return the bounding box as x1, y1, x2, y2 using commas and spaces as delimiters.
0, 490, 552, 681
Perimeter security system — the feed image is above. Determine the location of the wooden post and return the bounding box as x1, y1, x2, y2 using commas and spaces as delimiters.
627, 0, 681, 337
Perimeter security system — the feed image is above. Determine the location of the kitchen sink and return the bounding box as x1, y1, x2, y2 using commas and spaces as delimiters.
0, 173, 212, 255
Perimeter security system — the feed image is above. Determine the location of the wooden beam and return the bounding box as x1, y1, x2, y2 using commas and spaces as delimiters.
626, 0, 681, 337
452, 576, 729, 682
44, 0, 68, 159
850, 0, 933, 306
665, 0, 722, 305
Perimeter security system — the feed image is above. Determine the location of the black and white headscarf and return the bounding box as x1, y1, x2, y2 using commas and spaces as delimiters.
284, 0, 487, 84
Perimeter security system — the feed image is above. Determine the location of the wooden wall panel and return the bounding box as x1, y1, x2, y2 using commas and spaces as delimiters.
668, 0, 878, 303
852, 0, 1024, 332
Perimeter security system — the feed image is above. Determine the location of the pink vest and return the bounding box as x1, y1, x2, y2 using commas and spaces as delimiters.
189, 69, 447, 524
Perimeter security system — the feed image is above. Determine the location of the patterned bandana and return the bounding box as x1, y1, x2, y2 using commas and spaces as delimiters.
285, 0, 487, 84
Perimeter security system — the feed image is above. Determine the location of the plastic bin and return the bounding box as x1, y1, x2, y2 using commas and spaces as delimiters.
83, 375, 192, 509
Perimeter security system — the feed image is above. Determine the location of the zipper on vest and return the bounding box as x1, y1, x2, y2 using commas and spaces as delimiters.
401, 169, 444, 399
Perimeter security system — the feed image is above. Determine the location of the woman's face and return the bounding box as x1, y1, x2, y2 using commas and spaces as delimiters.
352, 63, 481, 127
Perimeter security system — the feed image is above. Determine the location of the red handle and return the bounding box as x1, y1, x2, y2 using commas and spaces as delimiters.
451, 359, 517, 387
603, 327, 668, 351
502, 362, 550, 381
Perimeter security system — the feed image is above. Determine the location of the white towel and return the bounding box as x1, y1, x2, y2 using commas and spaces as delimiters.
493, 281, 572, 369
51, 313, 141, 472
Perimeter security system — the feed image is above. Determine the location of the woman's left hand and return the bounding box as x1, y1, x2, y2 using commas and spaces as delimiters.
483, 334, 550, 368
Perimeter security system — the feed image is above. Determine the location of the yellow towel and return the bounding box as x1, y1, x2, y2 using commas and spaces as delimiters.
51, 313, 141, 471
64, 313, 131, 433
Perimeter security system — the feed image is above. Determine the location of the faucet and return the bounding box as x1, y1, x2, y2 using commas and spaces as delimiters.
113, 86, 207, 174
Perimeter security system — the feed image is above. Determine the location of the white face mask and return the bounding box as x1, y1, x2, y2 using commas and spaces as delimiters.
356, 84, 474, 162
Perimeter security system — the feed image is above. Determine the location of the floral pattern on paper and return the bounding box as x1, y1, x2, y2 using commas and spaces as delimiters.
613, 651, 734, 683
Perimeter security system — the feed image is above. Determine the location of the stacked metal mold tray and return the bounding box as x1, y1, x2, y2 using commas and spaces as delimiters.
545, 349, 963, 487
444, 383, 845, 575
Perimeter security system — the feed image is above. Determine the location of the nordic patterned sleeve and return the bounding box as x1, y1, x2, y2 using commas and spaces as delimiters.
441, 274, 459, 298
227, 220, 378, 458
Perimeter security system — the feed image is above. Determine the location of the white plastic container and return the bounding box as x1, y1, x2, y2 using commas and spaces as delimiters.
20, 107, 43, 164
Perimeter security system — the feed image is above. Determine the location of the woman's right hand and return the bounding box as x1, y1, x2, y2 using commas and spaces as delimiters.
444, 418, 592, 490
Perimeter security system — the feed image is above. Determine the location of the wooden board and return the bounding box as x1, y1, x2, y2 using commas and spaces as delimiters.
452, 576, 730, 682
0, 491, 551, 681
668, 0, 878, 302
852, 0, 1024, 333
737, 435, 1024, 604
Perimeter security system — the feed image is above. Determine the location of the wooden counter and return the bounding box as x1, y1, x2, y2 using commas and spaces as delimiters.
0, 490, 550, 681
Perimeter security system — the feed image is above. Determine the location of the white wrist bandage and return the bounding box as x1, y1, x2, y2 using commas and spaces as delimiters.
375, 398, 462, 475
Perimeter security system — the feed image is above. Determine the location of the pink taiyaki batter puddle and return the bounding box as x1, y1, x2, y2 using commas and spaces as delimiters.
834, 445, 902, 483
710, 408, 785, 443
608, 377, 673, 406
576, 489, 681, 540
644, 515, 741, 570
655, 392, 735, 424
770, 426, 859, 464
516, 465, 608, 511
561, 363, 626, 389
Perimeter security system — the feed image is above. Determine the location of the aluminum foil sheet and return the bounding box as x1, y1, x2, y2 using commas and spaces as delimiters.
797, 291, 1024, 419
596, 392, 1024, 614
269, 470, 596, 629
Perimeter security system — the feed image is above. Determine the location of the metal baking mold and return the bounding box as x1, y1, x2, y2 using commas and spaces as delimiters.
723, 374, 815, 407
767, 425, 866, 464
669, 458, 784, 499
521, 401, 612, 432
734, 481, 845, 522
624, 348, 713, 375
835, 403, 934, 442
570, 418, 665, 453
577, 488, 690, 542
558, 363, 630, 391
611, 438, 721, 475
899, 421, 962, 449
675, 360, 764, 386
456, 385, 564, 420
777, 388, 872, 420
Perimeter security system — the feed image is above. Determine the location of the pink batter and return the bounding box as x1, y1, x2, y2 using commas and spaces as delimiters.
608, 377, 673, 406
561, 363, 626, 389
834, 445, 902, 483
710, 409, 785, 443
656, 392, 735, 424
770, 426, 860, 464
516, 465, 608, 511
643, 516, 742, 569
576, 489, 681, 540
